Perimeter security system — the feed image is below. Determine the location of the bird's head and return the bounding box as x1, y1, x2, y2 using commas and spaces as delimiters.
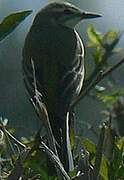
35, 2, 102, 28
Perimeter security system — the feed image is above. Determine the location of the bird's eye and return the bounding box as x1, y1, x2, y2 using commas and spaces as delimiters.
63, 9, 72, 15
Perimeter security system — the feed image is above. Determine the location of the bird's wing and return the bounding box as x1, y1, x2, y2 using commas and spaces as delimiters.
60, 30, 85, 106
22, 51, 44, 104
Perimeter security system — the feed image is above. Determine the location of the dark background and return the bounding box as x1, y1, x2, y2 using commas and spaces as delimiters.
0, 0, 124, 138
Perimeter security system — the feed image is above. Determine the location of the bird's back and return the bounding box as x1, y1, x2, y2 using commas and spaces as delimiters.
23, 24, 84, 115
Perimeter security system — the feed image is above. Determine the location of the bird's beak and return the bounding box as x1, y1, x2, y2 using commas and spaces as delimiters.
82, 11, 102, 19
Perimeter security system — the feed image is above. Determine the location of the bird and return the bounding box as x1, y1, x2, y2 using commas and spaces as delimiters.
22, 1, 101, 173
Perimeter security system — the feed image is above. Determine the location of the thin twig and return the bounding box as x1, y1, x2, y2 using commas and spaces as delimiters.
0, 126, 26, 149
39, 140, 71, 180
100, 57, 124, 78
0, 122, 16, 156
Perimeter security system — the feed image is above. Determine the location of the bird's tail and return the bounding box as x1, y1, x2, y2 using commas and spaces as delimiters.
66, 112, 74, 171
49, 112, 74, 172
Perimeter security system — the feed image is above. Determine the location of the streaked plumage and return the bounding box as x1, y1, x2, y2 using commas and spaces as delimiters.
22, 2, 101, 172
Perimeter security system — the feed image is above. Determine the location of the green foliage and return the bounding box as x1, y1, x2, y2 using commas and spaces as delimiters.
82, 137, 109, 180
87, 25, 103, 46
108, 137, 124, 180
100, 156, 109, 180
82, 137, 96, 154
87, 25, 103, 64
0, 9, 124, 180
96, 89, 124, 107
81, 135, 124, 180
24, 148, 48, 179
87, 25, 121, 64
103, 30, 118, 44
0, 10, 32, 41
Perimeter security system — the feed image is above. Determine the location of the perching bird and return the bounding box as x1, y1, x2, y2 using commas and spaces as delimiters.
22, 2, 101, 172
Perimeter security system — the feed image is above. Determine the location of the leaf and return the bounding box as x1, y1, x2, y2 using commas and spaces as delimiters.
103, 30, 119, 46
97, 90, 124, 106
69, 168, 77, 178
103, 31, 121, 53
0, 117, 8, 126
103, 31, 118, 42
93, 46, 102, 63
95, 85, 106, 92
24, 148, 48, 179
87, 25, 103, 46
0, 10, 32, 41
116, 137, 124, 150
100, 156, 109, 180
82, 138, 96, 154
70, 127, 75, 149
109, 34, 121, 51
109, 137, 124, 179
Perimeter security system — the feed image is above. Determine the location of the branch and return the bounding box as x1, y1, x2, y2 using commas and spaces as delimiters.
72, 57, 124, 108
0, 122, 26, 149
101, 57, 124, 78
39, 140, 71, 180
